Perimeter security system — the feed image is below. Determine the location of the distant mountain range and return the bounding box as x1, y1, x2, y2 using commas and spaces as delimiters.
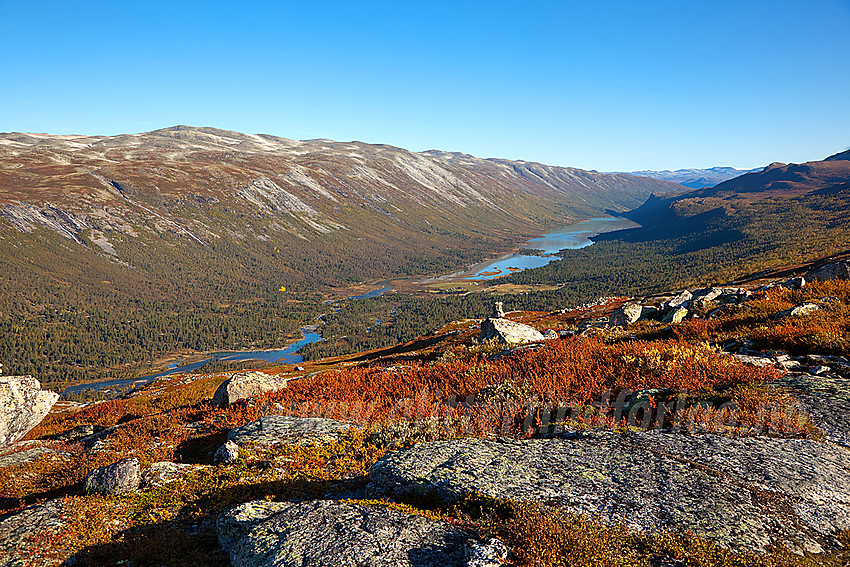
626, 166, 761, 189
0, 126, 679, 291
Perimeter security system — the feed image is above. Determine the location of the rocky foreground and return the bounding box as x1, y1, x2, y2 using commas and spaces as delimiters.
2, 262, 850, 566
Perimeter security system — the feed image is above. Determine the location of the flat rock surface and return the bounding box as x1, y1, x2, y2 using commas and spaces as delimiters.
773, 372, 850, 447
218, 500, 469, 567
369, 432, 850, 553
228, 415, 353, 446
0, 500, 67, 567
0, 442, 57, 469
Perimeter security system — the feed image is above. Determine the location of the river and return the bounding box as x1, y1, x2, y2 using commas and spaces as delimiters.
63, 328, 323, 396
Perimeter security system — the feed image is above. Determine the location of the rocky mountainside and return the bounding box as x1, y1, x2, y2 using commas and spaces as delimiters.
626, 166, 759, 189
0, 126, 677, 289
0, 126, 682, 386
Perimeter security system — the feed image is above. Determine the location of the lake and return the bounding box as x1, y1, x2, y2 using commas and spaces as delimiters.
456, 216, 639, 280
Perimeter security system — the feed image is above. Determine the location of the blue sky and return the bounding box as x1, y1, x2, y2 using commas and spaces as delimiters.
1, 0, 848, 170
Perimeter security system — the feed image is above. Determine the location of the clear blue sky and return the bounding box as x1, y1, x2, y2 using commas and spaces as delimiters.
1, 0, 848, 171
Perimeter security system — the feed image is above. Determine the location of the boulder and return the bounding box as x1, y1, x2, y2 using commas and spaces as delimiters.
608, 303, 642, 327
781, 276, 806, 290
662, 290, 692, 311
778, 302, 821, 319
0, 376, 59, 448
479, 317, 544, 345
218, 500, 473, 567
807, 260, 850, 281
228, 415, 353, 447
84, 457, 141, 494
214, 440, 240, 463
662, 306, 688, 324
692, 287, 723, 306
368, 432, 850, 553
211, 371, 291, 408
0, 443, 57, 469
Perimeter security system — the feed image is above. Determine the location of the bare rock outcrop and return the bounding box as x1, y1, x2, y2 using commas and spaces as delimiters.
211, 371, 291, 408
0, 376, 59, 448
479, 317, 544, 345
218, 499, 484, 567
368, 432, 850, 553
227, 415, 353, 447
0, 499, 68, 567
807, 260, 850, 281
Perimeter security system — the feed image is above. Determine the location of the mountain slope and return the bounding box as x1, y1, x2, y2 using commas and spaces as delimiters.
0, 126, 680, 385
0, 126, 679, 291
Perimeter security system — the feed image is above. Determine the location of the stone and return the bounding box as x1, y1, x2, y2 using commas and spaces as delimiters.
214, 440, 240, 463
0, 376, 59, 448
228, 415, 353, 447
210, 371, 291, 408
777, 302, 821, 319
0, 500, 68, 567
368, 432, 850, 553
662, 290, 692, 311
692, 287, 723, 306
608, 303, 642, 327
807, 260, 850, 281
467, 538, 509, 567
84, 457, 141, 494
662, 306, 688, 324
781, 276, 806, 290
542, 329, 559, 340
218, 500, 469, 567
0, 443, 57, 469
479, 317, 544, 345
492, 301, 505, 318
731, 354, 775, 367
791, 302, 820, 317
141, 461, 203, 488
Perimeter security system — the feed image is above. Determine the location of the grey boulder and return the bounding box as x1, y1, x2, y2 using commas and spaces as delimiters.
84, 457, 141, 494
218, 500, 473, 567
662, 306, 688, 324
368, 432, 850, 553
608, 303, 642, 327
211, 371, 291, 408
0, 376, 58, 448
478, 317, 544, 345
662, 290, 692, 311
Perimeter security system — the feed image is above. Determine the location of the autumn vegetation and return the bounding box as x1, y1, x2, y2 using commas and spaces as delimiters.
4, 279, 849, 565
